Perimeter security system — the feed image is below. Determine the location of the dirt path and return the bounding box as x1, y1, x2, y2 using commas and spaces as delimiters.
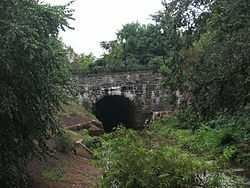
28, 153, 102, 188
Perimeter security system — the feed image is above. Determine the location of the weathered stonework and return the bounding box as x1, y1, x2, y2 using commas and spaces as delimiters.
75, 71, 172, 128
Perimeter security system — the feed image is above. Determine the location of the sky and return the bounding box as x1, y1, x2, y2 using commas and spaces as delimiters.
43, 0, 163, 57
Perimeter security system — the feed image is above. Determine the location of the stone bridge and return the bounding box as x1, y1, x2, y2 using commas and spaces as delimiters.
75, 71, 173, 131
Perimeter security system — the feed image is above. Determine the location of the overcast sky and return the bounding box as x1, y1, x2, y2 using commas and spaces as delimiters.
43, 0, 163, 57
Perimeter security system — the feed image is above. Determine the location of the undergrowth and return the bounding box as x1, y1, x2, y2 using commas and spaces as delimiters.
92, 119, 248, 187
56, 113, 249, 187
41, 167, 65, 182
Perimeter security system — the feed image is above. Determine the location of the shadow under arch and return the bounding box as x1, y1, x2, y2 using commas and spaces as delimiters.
94, 95, 136, 132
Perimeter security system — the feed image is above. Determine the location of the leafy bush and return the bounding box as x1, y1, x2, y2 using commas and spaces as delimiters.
150, 119, 194, 147
235, 140, 250, 168
150, 115, 250, 166
175, 106, 203, 130
95, 128, 245, 188
55, 131, 74, 153
80, 129, 102, 149
204, 114, 250, 166
222, 146, 237, 162
0, 1, 73, 186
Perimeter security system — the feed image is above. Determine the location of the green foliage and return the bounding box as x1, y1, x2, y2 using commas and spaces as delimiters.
41, 167, 64, 182
95, 128, 245, 188
117, 23, 162, 65
59, 101, 96, 120
82, 22, 167, 73
55, 131, 74, 153
150, 115, 250, 167
176, 106, 202, 130
0, 0, 74, 186
222, 146, 237, 162
72, 0, 249, 117
148, 56, 165, 72
64, 129, 83, 141
190, 126, 237, 158
71, 53, 95, 73
157, 0, 250, 117
80, 129, 102, 150
236, 149, 250, 168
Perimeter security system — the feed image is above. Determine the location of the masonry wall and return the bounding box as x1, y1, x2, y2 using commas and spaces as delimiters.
75, 71, 173, 128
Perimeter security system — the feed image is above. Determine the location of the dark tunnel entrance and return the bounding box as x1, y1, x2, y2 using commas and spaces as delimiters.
94, 95, 136, 132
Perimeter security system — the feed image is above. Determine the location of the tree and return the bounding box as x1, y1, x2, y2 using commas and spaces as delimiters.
188, 0, 250, 116
0, 0, 74, 187
94, 22, 166, 72
65, 45, 78, 64
117, 23, 158, 65
72, 53, 95, 73
85, 40, 125, 73
156, 0, 250, 118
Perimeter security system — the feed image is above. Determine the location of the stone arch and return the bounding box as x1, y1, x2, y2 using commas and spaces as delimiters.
94, 95, 136, 132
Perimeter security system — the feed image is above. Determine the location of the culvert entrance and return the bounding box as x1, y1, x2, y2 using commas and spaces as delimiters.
94, 95, 136, 132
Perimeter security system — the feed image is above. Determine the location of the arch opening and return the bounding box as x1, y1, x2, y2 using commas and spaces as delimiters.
94, 95, 136, 132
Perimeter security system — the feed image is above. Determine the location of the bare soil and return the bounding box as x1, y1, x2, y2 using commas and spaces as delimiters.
62, 115, 92, 128
28, 152, 102, 188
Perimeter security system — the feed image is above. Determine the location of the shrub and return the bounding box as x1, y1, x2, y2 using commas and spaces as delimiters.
55, 131, 74, 153
152, 115, 249, 162
79, 129, 102, 150
176, 106, 203, 130
84, 137, 102, 150
235, 140, 250, 168
95, 128, 245, 188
